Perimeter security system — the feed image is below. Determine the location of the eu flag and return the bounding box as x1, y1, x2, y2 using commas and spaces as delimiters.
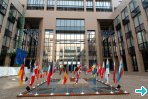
15, 48, 27, 64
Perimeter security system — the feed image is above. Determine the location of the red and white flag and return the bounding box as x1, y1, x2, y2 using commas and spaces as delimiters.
101, 61, 105, 79
113, 61, 117, 84
47, 64, 52, 86
30, 72, 35, 87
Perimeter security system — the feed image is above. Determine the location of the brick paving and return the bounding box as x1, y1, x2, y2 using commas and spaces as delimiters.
0, 72, 148, 99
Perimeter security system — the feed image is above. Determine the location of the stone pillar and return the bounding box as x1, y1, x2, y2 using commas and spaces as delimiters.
113, 19, 121, 70
55, 0, 57, 11
84, 0, 86, 12
93, 0, 96, 12
38, 19, 45, 67
127, 6, 145, 72
120, 15, 133, 72
4, 55, 11, 66
52, 30, 56, 62
96, 21, 103, 64
44, 0, 47, 11
85, 30, 89, 67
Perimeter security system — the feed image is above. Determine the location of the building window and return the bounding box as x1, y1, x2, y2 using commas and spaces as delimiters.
44, 30, 53, 62
127, 37, 134, 48
124, 23, 131, 33
8, 4, 17, 23
114, 15, 120, 27
86, 0, 93, 11
0, 0, 8, 15
129, 0, 138, 12
121, 7, 128, 20
47, 0, 55, 10
6, 21, 14, 31
57, 0, 84, 11
56, 19, 85, 31
137, 30, 147, 44
56, 19, 85, 66
0, 14, 4, 32
27, 0, 44, 10
95, 0, 112, 12
87, 30, 96, 65
133, 14, 143, 28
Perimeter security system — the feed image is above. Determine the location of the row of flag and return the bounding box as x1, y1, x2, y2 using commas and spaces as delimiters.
18, 58, 124, 88
87, 59, 124, 84
18, 60, 56, 87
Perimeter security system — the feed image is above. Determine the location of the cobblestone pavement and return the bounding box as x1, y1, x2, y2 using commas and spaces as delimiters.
0, 72, 148, 99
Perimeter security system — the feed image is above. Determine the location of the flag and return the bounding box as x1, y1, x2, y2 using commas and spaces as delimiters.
75, 65, 82, 83
101, 62, 105, 79
106, 59, 110, 76
92, 65, 97, 84
87, 66, 93, 73
117, 59, 124, 82
30, 72, 35, 87
92, 66, 97, 75
47, 64, 53, 86
105, 59, 110, 83
73, 67, 76, 75
63, 70, 68, 85
97, 64, 102, 77
15, 48, 27, 64
34, 61, 40, 79
18, 64, 25, 86
70, 62, 73, 73
92, 74, 97, 84
78, 64, 82, 70
113, 61, 117, 84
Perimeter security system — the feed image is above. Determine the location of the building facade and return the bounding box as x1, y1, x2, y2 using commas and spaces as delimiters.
0, 0, 147, 72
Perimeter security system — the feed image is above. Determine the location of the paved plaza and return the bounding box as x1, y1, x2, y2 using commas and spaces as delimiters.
0, 72, 148, 99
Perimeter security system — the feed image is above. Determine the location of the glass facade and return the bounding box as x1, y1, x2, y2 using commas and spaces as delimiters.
129, 0, 138, 12
47, 0, 55, 10
86, 0, 94, 11
0, 0, 8, 15
27, 0, 44, 10
56, 19, 85, 31
25, 0, 114, 12
96, 0, 112, 12
87, 30, 96, 66
44, 29, 54, 62
56, 19, 85, 66
121, 7, 128, 20
57, 0, 84, 11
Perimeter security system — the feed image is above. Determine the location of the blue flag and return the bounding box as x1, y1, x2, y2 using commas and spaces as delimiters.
70, 62, 73, 73
15, 48, 27, 64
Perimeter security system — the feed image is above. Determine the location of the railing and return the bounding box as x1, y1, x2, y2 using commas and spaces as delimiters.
5, 29, 12, 37
139, 42, 148, 51
131, 6, 141, 18
96, 6, 112, 12
122, 16, 130, 25
128, 46, 135, 55
125, 31, 132, 39
27, 4, 44, 10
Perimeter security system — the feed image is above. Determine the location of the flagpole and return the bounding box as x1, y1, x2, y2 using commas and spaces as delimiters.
34, 60, 38, 96
96, 75, 99, 94
50, 76, 54, 95
18, 58, 26, 96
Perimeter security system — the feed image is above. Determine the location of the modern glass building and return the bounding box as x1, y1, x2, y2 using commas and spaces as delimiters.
0, 0, 148, 72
